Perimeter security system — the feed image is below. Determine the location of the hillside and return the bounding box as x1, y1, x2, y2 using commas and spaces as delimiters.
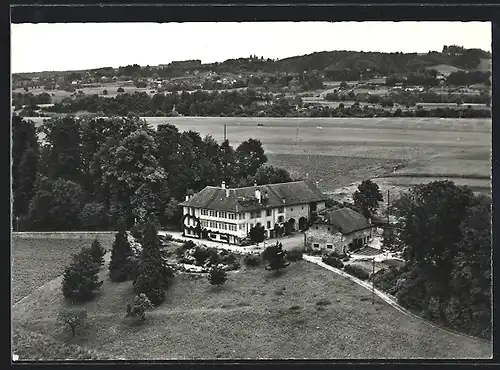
13, 48, 491, 80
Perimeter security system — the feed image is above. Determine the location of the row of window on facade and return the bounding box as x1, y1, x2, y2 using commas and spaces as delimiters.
199, 207, 291, 220
200, 220, 238, 231
200, 219, 275, 231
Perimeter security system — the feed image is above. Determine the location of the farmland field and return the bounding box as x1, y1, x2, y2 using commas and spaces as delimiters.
12, 258, 491, 360
25, 116, 491, 195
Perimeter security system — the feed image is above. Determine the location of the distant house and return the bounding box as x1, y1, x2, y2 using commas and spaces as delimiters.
180, 180, 327, 245
304, 208, 375, 254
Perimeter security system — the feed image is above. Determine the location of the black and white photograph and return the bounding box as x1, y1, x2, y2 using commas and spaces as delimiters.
11, 18, 492, 361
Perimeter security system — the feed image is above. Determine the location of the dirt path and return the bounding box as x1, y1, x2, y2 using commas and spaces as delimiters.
302, 255, 491, 345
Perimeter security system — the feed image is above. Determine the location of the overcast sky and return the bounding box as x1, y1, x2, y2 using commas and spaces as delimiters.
11, 22, 491, 73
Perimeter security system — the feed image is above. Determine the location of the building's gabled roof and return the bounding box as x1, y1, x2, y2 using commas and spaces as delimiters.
180, 180, 327, 213
315, 208, 371, 235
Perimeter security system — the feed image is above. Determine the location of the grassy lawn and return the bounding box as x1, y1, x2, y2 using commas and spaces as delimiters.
11, 236, 115, 304
12, 326, 118, 361
13, 256, 491, 360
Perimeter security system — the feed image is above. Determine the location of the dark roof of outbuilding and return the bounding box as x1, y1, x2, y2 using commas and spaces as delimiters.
315, 208, 372, 234
180, 180, 327, 213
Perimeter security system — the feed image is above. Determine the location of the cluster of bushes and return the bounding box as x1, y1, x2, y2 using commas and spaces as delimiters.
61, 239, 106, 302
285, 248, 303, 262
261, 242, 291, 274
344, 264, 370, 280
322, 256, 344, 269
371, 266, 404, 295
243, 254, 261, 267
315, 250, 370, 280
175, 243, 241, 271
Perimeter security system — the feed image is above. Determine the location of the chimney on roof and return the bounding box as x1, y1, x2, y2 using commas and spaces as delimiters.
282, 197, 286, 204
226, 187, 230, 198
255, 188, 262, 203
185, 195, 189, 202
221, 181, 226, 189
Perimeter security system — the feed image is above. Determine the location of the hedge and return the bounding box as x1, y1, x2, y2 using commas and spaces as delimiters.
344, 264, 370, 280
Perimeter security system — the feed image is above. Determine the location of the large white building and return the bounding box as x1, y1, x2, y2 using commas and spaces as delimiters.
180, 180, 327, 245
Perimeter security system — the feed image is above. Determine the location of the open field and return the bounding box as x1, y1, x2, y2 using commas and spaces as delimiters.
13, 83, 156, 102
12, 326, 118, 361
25, 116, 491, 195
11, 235, 115, 304
12, 254, 491, 360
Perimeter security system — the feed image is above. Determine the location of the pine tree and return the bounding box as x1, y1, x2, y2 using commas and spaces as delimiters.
263, 242, 290, 274
109, 219, 134, 282
133, 222, 174, 305
62, 249, 103, 302
208, 264, 227, 288
89, 238, 106, 266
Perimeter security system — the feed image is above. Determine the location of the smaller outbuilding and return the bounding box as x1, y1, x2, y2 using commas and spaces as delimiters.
305, 208, 375, 254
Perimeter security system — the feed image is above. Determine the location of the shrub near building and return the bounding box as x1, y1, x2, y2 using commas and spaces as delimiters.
322, 256, 344, 269
344, 264, 370, 280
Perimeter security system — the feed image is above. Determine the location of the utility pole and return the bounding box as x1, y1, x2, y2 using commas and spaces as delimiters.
224, 124, 227, 142
372, 257, 375, 305
387, 189, 390, 224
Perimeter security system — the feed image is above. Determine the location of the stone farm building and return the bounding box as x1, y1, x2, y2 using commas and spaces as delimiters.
180, 180, 327, 245
305, 208, 375, 254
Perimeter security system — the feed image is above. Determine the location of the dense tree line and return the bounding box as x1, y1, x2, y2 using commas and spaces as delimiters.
12, 92, 52, 109
12, 115, 294, 231
40, 91, 491, 119
326, 88, 490, 107
376, 180, 491, 340
446, 71, 491, 87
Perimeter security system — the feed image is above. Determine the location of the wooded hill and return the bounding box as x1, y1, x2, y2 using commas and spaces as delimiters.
13, 46, 491, 81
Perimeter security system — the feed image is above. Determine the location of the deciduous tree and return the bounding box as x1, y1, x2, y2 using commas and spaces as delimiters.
126, 293, 154, 322
353, 179, 383, 218
57, 309, 88, 337
235, 138, 267, 179
12, 116, 40, 219
26, 176, 84, 231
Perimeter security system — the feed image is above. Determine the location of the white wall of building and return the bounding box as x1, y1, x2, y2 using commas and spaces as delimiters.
182, 199, 325, 244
